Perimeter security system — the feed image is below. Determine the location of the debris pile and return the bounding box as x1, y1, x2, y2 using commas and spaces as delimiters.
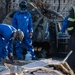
0, 58, 74, 75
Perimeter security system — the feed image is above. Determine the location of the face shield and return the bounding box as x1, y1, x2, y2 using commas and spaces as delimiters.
19, 7, 27, 13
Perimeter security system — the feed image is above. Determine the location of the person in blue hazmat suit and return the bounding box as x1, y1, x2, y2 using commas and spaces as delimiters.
12, 1, 36, 60
0, 24, 24, 62
58, 16, 69, 33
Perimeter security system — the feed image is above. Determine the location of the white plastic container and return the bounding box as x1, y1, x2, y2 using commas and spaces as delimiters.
25, 51, 32, 61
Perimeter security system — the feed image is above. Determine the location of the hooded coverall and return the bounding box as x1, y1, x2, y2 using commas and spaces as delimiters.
0, 24, 16, 61
12, 11, 35, 59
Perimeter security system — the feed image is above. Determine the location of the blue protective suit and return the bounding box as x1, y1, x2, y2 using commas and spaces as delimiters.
12, 11, 35, 59
60, 16, 69, 33
0, 24, 16, 61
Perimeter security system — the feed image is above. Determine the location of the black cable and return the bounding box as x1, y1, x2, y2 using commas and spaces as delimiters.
57, 0, 60, 12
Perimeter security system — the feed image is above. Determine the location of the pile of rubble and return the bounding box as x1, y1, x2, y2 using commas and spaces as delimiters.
0, 51, 74, 75
0, 58, 74, 75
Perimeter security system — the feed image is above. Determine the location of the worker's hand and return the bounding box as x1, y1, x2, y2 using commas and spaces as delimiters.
9, 56, 14, 63
5, 59, 11, 63
3, 58, 11, 63
9, 53, 14, 60
9, 55, 14, 60
30, 32, 33, 38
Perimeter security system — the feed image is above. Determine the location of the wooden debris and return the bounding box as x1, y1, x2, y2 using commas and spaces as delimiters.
1, 52, 74, 75
3, 58, 74, 75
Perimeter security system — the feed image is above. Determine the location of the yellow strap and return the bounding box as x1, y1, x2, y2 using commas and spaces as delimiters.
68, 18, 75, 22
67, 27, 74, 31
68, 6, 75, 22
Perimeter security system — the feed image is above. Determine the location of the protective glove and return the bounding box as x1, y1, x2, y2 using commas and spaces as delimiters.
9, 53, 14, 60
58, 31, 63, 34
9, 55, 14, 63
5, 59, 11, 63
30, 32, 33, 38
9, 55, 14, 60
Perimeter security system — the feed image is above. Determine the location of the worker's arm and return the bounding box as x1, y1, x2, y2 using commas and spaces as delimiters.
8, 38, 14, 60
28, 13, 33, 37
